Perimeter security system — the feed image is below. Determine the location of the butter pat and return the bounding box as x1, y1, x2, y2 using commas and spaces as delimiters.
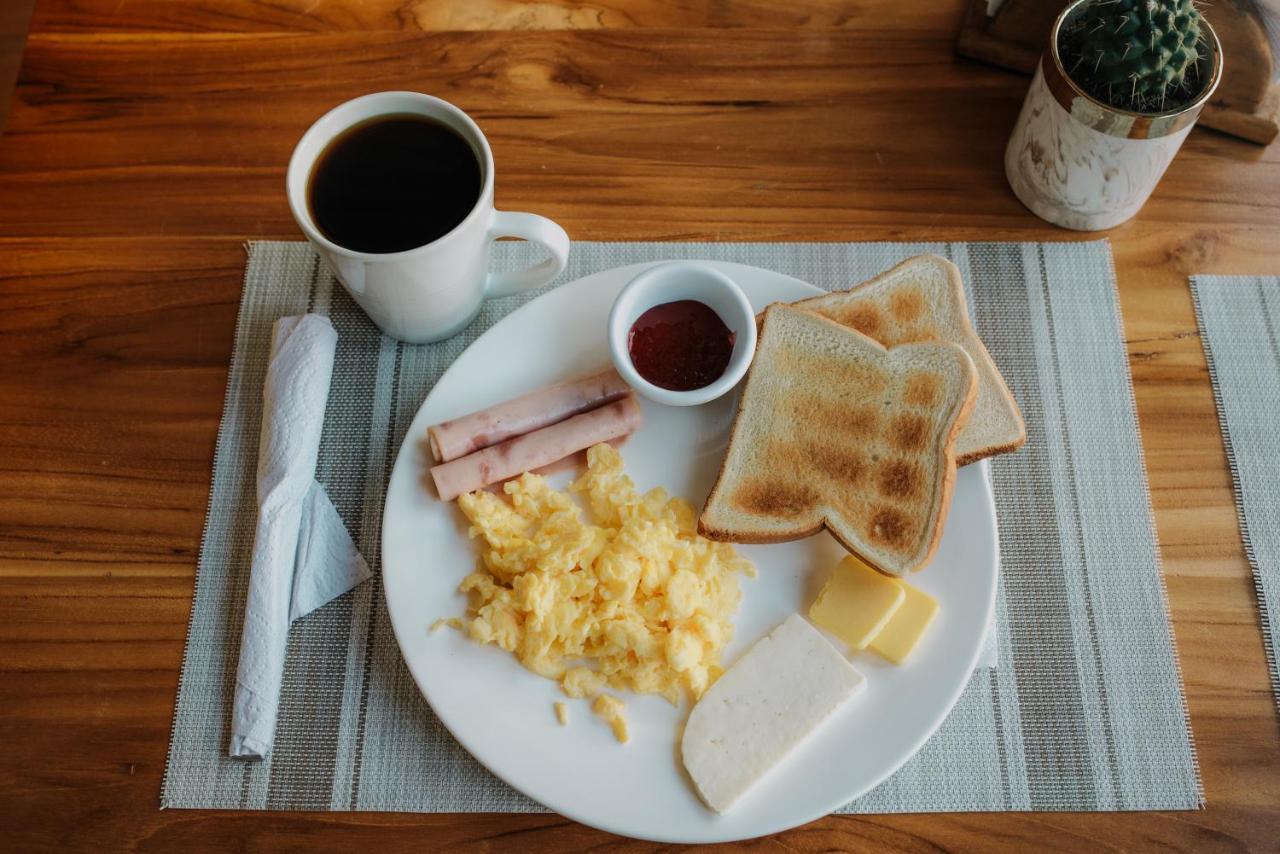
681, 615, 865, 813
808, 555, 905, 649
869, 582, 939, 664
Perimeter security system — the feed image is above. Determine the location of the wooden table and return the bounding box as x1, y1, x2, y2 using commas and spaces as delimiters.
2, 1, 1277, 849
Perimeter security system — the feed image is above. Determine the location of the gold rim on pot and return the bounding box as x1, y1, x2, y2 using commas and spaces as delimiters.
1042, 0, 1223, 140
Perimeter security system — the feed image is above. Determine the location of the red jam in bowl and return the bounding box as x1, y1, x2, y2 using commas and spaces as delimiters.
627, 300, 736, 391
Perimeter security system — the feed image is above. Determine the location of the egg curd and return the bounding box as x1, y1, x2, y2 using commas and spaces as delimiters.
453, 443, 754, 738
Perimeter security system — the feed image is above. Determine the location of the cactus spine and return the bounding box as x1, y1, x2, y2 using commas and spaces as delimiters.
1060, 0, 1207, 113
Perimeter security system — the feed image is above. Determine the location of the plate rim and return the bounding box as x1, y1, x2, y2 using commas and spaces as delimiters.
380, 260, 999, 842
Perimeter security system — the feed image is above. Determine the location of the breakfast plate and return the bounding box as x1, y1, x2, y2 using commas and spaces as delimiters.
381, 260, 999, 843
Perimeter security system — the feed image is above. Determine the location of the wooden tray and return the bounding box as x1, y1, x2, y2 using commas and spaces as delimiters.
0, 0, 36, 133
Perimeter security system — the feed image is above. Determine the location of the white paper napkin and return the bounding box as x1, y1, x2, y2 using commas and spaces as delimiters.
230, 314, 372, 759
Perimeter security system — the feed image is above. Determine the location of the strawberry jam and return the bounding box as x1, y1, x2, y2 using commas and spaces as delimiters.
627, 300, 735, 391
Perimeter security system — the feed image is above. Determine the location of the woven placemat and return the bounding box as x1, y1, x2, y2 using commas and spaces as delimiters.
163, 240, 1200, 813
1193, 275, 1280, 716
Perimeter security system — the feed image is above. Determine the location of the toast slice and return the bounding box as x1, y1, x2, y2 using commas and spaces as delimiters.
699, 304, 977, 575
792, 255, 1024, 465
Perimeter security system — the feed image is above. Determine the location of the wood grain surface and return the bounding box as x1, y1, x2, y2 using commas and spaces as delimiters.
1, 1, 1278, 851
0, 0, 35, 130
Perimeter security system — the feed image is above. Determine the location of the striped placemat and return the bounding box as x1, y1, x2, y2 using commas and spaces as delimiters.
162, 240, 1201, 813
1192, 275, 1280, 715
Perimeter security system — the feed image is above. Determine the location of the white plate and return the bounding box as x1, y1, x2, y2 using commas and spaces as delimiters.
382, 261, 998, 843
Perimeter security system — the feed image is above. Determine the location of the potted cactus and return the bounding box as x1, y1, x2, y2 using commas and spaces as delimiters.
1005, 0, 1223, 230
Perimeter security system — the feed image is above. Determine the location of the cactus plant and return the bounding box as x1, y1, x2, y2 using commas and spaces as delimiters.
1059, 0, 1207, 113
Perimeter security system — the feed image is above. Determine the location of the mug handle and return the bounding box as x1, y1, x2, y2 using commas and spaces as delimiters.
484, 211, 571, 298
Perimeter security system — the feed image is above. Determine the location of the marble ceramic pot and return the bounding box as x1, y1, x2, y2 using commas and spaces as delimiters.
1005, 0, 1222, 231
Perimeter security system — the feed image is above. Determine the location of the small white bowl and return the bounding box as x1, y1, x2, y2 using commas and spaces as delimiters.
608, 262, 757, 406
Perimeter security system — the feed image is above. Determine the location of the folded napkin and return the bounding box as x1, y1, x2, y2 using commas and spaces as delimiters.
230, 314, 372, 759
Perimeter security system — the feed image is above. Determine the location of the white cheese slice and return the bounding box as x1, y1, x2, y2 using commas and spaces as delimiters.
681, 614, 865, 814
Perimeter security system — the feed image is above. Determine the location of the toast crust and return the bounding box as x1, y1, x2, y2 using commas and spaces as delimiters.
698, 305, 977, 574
790, 255, 1024, 465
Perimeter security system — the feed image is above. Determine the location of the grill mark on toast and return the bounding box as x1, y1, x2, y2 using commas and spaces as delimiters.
867, 507, 913, 551
731, 479, 817, 518
890, 413, 929, 452
786, 351, 890, 396
825, 302, 883, 339
876, 459, 922, 502
799, 442, 868, 486
890, 289, 926, 322
787, 396, 880, 439
904, 373, 940, 407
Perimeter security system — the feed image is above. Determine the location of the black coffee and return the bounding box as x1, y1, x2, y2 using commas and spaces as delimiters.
307, 114, 482, 254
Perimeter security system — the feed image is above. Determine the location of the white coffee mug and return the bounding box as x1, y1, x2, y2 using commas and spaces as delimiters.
287, 92, 570, 343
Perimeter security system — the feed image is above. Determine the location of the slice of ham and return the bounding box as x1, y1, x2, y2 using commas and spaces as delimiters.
427, 368, 632, 463
431, 395, 643, 501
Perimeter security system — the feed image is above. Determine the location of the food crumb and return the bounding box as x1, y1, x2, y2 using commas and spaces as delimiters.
554, 702, 569, 726
592, 694, 628, 743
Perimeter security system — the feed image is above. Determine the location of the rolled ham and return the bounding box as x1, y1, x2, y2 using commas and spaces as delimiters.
427, 368, 632, 463
431, 395, 643, 501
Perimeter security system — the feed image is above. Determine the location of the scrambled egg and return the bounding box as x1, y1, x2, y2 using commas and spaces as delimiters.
453, 443, 754, 737
592, 694, 629, 743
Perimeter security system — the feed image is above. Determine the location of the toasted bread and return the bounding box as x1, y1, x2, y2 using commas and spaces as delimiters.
699, 304, 977, 575
792, 255, 1024, 465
